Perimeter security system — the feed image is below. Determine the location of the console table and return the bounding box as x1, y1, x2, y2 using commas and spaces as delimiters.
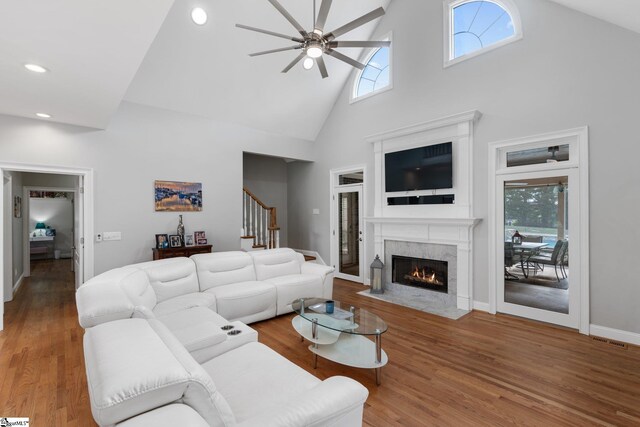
152, 245, 212, 260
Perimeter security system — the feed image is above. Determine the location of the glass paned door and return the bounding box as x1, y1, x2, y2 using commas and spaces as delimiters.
336, 187, 363, 281
498, 169, 579, 329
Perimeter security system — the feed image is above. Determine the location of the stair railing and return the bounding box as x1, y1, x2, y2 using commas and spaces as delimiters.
242, 187, 280, 249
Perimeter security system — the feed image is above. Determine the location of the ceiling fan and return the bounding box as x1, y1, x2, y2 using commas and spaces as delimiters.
236, 0, 391, 78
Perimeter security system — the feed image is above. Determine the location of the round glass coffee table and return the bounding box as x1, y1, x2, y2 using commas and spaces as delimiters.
291, 298, 389, 385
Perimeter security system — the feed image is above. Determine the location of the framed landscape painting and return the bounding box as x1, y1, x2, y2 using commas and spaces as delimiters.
155, 180, 202, 212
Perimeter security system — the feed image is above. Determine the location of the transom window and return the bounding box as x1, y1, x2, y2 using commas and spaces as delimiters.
445, 0, 522, 66
352, 37, 391, 101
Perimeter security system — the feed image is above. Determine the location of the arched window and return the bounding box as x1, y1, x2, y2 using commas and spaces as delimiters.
352, 36, 391, 102
445, 0, 522, 66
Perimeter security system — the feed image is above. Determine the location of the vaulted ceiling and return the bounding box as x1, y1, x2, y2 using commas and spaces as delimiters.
0, 0, 637, 140
124, 0, 391, 141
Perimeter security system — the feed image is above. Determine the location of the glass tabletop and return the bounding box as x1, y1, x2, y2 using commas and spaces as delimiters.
291, 298, 388, 336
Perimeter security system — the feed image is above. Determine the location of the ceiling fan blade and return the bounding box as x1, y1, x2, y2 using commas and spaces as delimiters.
315, 0, 333, 33
236, 24, 304, 43
317, 55, 329, 79
325, 7, 386, 40
267, 0, 307, 37
328, 40, 391, 48
282, 52, 307, 73
325, 49, 365, 70
249, 45, 303, 57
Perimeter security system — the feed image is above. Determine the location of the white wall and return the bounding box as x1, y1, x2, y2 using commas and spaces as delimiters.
243, 153, 289, 247
0, 101, 313, 275
287, 0, 640, 334
29, 195, 74, 257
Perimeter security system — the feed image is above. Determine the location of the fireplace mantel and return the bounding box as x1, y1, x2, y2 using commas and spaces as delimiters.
365, 217, 480, 228
365, 112, 482, 312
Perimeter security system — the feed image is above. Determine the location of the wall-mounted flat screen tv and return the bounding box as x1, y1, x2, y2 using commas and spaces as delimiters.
385, 142, 453, 192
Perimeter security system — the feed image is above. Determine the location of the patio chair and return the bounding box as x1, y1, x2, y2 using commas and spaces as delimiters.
504, 242, 521, 280
525, 240, 566, 281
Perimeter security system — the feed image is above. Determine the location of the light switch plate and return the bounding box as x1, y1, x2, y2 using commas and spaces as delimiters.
312, 209, 320, 215
103, 231, 122, 241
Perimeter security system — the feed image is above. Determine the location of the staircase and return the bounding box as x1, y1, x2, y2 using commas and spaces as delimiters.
241, 187, 280, 251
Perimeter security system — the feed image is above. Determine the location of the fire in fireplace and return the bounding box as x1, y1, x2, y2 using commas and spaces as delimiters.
392, 255, 448, 293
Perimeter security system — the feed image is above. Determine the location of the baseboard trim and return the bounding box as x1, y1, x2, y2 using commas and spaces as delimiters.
292, 249, 326, 266
13, 273, 24, 295
472, 301, 490, 312
590, 324, 640, 346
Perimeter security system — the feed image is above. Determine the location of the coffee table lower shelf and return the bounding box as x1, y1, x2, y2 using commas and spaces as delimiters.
292, 315, 388, 385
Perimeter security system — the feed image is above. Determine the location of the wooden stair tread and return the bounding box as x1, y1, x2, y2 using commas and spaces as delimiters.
253, 244, 267, 248
241, 235, 256, 239
304, 255, 317, 261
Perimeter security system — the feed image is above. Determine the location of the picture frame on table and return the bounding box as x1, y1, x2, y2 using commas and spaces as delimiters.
196, 238, 208, 245
155, 234, 169, 249
194, 231, 206, 242
184, 234, 195, 247
169, 234, 182, 248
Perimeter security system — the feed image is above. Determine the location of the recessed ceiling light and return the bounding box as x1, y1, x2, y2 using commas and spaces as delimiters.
25, 63, 48, 73
303, 57, 314, 70
191, 7, 207, 25
36, 113, 51, 119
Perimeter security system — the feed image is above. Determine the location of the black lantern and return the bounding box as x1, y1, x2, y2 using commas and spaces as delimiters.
511, 230, 523, 245
370, 255, 385, 294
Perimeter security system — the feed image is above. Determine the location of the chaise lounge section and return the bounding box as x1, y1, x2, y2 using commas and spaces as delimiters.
84, 318, 368, 426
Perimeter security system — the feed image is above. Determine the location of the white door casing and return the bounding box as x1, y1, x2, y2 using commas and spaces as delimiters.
488, 127, 590, 334
0, 162, 94, 331
330, 165, 367, 284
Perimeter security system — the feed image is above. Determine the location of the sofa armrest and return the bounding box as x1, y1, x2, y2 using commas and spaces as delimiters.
237, 376, 368, 427
301, 262, 335, 300
76, 282, 135, 328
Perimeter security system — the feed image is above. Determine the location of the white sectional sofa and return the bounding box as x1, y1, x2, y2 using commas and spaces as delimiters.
76, 249, 368, 426
84, 317, 369, 427
77, 248, 334, 329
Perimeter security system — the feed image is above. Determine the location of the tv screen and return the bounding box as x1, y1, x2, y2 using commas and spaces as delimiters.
385, 142, 453, 192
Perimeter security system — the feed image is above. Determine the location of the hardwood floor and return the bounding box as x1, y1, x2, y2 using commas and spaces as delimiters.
255, 279, 640, 426
1, 267, 638, 426
0, 260, 93, 426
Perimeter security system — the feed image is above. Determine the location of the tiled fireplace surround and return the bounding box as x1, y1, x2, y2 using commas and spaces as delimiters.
364, 111, 482, 314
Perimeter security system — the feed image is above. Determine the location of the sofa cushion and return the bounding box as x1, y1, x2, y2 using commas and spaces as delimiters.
83, 319, 205, 426
152, 292, 216, 317
265, 274, 323, 315
205, 281, 276, 323
119, 269, 157, 309
192, 252, 257, 291
156, 306, 228, 329
134, 258, 199, 303
249, 248, 304, 281
202, 342, 320, 423
76, 282, 134, 328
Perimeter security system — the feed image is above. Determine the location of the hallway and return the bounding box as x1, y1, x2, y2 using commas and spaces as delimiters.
0, 260, 94, 426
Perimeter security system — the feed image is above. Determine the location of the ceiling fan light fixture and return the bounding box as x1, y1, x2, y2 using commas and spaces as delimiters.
306, 45, 323, 58
303, 57, 315, 70
191, 7, 208, 25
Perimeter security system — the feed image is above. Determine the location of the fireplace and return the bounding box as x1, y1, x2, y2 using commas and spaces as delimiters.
392, 255, 448, 293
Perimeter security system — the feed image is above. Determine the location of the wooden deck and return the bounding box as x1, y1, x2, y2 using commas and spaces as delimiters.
0, 263, 638, 426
